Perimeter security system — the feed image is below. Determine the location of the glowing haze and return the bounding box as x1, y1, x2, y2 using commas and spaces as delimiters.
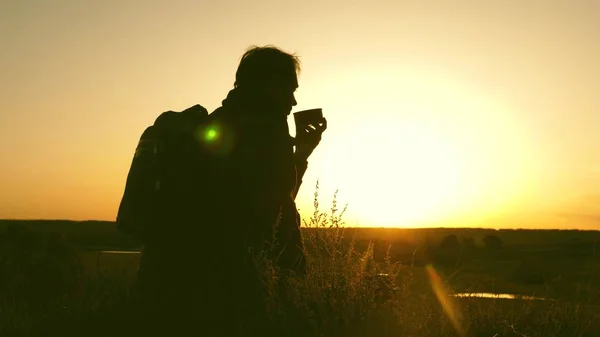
1, 0, 599, 229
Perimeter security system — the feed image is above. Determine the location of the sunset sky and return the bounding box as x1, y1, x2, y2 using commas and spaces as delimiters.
1, 0, 599, 229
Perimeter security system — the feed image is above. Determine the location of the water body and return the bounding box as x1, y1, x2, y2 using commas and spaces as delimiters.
452, 293, 547, 301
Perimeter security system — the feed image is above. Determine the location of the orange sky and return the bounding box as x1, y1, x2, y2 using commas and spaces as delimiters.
1, 0, 599, 229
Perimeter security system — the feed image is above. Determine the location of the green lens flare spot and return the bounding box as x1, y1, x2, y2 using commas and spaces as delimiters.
199, 124, 221, 144
195, 123, 225, 148
205, 128, 218, 141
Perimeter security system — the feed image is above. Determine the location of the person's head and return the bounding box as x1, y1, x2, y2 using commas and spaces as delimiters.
235, 45, 300, 115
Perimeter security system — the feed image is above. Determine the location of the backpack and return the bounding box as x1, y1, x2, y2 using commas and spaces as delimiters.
116, 104, 211, 243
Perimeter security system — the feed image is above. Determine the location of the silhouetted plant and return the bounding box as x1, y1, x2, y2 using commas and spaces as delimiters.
256, 180, 403, 337
483, 234, 503, 251
439, 234, 460, 251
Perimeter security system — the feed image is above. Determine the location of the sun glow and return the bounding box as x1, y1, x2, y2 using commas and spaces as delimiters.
335, 119, 467, 227
303, 68, 540, 228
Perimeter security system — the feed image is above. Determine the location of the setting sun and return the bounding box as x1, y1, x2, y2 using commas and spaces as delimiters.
1, 0, 599, 230
332, 118, 465, 227
296, 69, 543, 227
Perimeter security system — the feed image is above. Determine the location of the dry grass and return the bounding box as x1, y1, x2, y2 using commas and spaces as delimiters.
1, 182, 599, 336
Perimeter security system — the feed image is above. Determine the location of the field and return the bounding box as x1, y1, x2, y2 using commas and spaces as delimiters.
2, 197, 600, 336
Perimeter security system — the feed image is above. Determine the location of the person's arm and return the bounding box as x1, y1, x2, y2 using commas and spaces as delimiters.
292, 156, 308, 200
292, 117, 327, 200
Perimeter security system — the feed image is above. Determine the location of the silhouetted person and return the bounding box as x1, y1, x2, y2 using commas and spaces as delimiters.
210, 46, 327, 276
118, 45, 326, 336
200, 45, 327, 334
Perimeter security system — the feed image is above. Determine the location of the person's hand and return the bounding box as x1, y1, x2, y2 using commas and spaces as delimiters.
294, 118, 327, 161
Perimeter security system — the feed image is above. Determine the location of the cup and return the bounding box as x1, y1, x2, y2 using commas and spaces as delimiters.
293, 108, 324, 128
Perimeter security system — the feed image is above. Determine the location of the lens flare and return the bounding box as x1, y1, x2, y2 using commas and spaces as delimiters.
204, 126, 219, 142
194, 122, 235, 158
425, 264, 465, 337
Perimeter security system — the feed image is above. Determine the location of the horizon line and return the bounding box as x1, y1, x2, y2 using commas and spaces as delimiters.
1, 219, 599, 232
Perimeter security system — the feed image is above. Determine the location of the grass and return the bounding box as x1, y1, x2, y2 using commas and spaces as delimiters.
1, 182, 600, 336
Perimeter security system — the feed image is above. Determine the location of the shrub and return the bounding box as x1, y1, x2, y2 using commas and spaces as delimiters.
254, 181, 404, 337
483, 235, 503, 251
